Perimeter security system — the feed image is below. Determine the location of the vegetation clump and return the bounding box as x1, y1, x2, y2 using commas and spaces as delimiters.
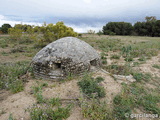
28, 83, 72, 120
0, 61, 32, 93
78, 74, 105, 98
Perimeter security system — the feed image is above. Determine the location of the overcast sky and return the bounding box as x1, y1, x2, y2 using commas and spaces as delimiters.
0, 0, 160, 32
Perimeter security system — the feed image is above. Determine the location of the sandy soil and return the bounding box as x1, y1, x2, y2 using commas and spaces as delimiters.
134, 53, 160, 78
0, 48, 159, 120
0, 68, 123, 120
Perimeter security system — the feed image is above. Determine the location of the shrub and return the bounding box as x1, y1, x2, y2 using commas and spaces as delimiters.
8, 28, 22, 40
34, 22, 78, 48
1, 24, 12, 34
78, 74, 105, 98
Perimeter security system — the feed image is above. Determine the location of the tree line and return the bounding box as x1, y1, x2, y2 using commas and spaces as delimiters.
0, 16, 159, 37
102, 16, 160, 37
0, 22, 78, 48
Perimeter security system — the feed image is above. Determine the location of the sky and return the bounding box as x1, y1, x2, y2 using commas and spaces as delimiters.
0, 0, 160, 33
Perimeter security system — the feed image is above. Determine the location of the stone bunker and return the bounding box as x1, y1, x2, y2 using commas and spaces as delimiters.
32, 37, 101, 79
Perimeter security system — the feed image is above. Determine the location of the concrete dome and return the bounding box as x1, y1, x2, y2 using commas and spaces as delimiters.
32, 37, 101, 79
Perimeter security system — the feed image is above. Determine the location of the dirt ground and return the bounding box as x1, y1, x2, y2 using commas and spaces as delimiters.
0, 53, 160, 120
0, 35, 160, 120
0, 69, 122, 120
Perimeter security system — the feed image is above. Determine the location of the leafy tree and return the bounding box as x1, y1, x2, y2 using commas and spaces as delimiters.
134, 16, 159, 37
1, 24, 12, 34
103, 22, 133, 35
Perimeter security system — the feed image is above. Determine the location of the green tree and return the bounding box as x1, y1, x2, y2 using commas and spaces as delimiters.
134, 16, 157, 37
103, 22, 133, 35
1, 24, 12, 34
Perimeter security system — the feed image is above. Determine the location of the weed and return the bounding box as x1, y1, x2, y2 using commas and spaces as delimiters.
95, 76, 105, 83
49, 98, 61, 107
101, 56, 107, 60
9, 80, 24, 93
101, 52, 108, 57
28, 104, 72, 120
30, 82, 72, 120
78, 74, 105, 98
1, 51, 9, 56
36, 92, 45, 104
113, 82, 160, 119
8, 113, 14, 120
19, 35, 33, 44
110, 54, 120, 59
132, 72, 152, 82
105, 64, 132, 75
0, 61, 32, 93
10, 47, 25, 53
0, 37, 9, 48
124, 56, 133, 62
152, 64, 160, 69
133, 62, 140, 67
137, 94, 160, 114
102, 60, 107, 64
32, 83, 48, 104
138, 56, 146, 61
80, 98, 113, 120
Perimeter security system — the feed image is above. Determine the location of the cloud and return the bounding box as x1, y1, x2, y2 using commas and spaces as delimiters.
0, 15, 42, 27
0, 0, 160, 32
83, 0, 92, 4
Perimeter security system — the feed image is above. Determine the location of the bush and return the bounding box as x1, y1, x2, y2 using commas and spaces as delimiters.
34, 22, 78, 48
78, 74, 105, 98
8, 28, 22, 40
1, 24, 12, 34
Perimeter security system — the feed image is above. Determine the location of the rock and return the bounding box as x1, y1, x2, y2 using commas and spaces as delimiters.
113, 74, 136, 83
32, 37, 101, 79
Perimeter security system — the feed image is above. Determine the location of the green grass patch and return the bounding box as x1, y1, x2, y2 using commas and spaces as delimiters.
110, 54, 120, 59
0, 61, 32, 93
80, 98, 113, 120
113, 83, 160, 119
104, 64, 132, 75
152, 64, 160, 69
29, 82, 72, 120
28, 104, 72, 120
78, 74, 105, 98
132, 72, 152, 82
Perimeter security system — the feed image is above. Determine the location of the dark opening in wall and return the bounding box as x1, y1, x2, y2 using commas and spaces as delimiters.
55, 63, 61, 69
90, 59, 97, 66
